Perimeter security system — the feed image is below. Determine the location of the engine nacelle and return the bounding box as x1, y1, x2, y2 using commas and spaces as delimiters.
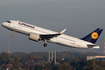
29, 33, 40, 42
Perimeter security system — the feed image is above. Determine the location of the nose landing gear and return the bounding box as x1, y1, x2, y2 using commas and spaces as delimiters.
11, 31, 15, 37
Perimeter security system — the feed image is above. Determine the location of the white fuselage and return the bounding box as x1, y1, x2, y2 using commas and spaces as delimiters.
2, 20, 100, 49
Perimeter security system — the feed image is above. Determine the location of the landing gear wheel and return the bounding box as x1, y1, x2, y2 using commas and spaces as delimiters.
43, 43, 47, 47
11, 34, 14, 37
11, 31, 15, 37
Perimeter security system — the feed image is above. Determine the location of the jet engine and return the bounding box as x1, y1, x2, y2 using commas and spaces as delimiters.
29, 33, 40, 41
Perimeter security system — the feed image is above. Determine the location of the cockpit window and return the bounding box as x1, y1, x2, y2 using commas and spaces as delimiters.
7, 21, 11, 23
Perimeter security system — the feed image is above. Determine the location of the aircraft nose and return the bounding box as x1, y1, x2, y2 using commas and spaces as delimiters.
2, 22, 6, 26
2, 23, 4, 26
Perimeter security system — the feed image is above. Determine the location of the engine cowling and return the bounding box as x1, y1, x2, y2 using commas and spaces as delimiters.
29, 33, 40, 42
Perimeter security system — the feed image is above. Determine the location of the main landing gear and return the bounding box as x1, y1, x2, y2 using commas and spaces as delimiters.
11, 31, 15, 37
43, 40, 47, 47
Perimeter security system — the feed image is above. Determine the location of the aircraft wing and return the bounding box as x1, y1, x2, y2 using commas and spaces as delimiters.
40, 34, 60, 40
40, 29, 66, 40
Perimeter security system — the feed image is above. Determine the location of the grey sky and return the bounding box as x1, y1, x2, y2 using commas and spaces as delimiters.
0, 0, 105, 53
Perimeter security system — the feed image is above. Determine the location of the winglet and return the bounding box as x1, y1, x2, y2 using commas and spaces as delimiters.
60, 29, 66, 34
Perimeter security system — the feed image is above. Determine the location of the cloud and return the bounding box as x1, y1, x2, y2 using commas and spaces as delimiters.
1, 0, 105, 9
66, 6, 87, 9
66, 6, 105, 9
0, 0, 63, 6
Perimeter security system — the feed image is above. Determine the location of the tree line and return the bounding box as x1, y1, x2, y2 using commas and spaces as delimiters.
11, 51, 102, 58
0, 51, 104, 70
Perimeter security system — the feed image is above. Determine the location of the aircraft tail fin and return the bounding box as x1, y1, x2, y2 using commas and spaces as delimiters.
81, 28, 103, 44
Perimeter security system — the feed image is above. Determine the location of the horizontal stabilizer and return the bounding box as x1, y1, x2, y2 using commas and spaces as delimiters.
87, 44, 100, 49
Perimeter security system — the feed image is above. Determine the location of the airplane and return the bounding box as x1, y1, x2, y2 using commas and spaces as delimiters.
2, 20, 103, 49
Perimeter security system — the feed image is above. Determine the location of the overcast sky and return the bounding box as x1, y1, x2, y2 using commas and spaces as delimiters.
0, 0, 105, 53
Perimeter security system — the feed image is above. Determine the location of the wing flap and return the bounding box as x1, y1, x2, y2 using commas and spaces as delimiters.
40, 29, 66, 40
40, 33, 60, 40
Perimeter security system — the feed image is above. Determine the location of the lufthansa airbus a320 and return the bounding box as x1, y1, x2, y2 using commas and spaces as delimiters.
2, 20, 103, 49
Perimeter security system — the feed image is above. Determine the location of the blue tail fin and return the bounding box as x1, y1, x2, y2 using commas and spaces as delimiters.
81, 28, 103, 44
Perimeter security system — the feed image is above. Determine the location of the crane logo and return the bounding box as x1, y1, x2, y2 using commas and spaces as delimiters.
91, 32, 98, 39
